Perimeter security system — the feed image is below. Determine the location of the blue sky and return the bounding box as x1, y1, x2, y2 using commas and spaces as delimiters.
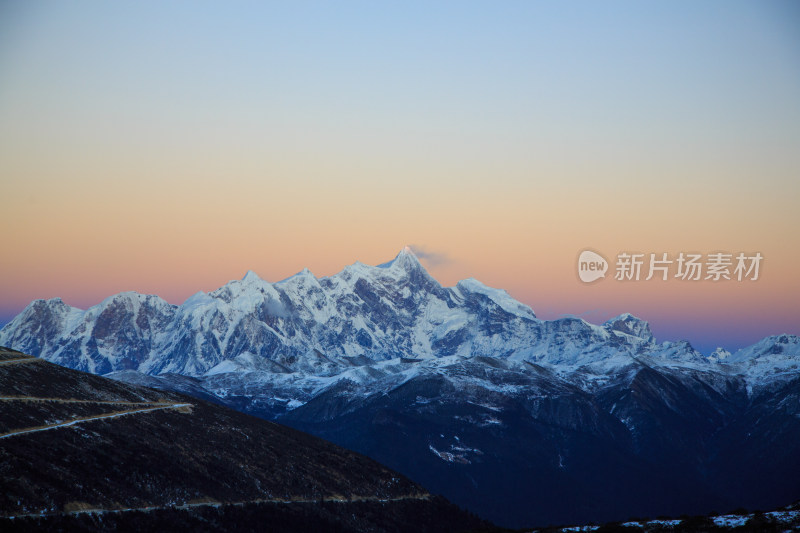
1, 1, 798, 354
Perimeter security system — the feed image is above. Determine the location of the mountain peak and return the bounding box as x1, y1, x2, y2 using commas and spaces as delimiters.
378, 246, 424, 272
456, 278, 536, 319
707, 347, 732, 362
727, 333, 800, 363
242, 270, 263, 283
603, 313, 654, 342
394, 245, 419, 263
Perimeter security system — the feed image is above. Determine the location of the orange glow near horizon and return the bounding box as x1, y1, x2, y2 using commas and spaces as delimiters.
1, 3, 798, 354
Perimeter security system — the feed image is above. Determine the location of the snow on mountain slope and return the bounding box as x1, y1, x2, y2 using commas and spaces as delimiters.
722, 334, 800, 388
454, 278, 536, 320
603, 313, 654, 342
0, 248, 797, 397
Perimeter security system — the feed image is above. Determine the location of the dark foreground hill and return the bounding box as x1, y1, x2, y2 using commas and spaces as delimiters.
0, 347, 487, 532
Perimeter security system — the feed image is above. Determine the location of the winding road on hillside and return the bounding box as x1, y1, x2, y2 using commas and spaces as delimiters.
0, 355, 194, 440
0, 351, 433, 522
0, 403, 194, 440
0, 357, 41, 366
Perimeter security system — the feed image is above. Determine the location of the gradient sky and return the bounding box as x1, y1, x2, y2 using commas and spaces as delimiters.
1, 1, 798, 354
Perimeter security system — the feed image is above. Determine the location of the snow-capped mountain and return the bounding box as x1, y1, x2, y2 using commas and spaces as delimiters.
1, 247, 799, 527
3, 246, 783, 382
2, 247, 540, 376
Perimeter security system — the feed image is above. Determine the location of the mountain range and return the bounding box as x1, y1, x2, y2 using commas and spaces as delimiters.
2, 247, 798, 527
